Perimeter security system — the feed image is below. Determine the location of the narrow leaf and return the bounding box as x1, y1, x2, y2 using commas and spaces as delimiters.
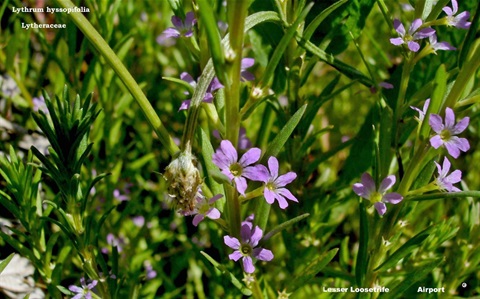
200, 251, 252, 296
375, 225, 435, 271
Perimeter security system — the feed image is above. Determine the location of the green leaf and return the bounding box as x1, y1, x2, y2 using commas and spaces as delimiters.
197, 0, 227, 85
419, 64, 446, 140
303, 0, 348, 42
198, 128, 225, 203
263, 213, 309, 241
259, 3, 313, 88
200, 251, 252, 296
296, 37, 374, 87
162, 76, 195, 95
356, 201, 369, 286
289, 248, 339, 292
388, 258, 443, 299
0, 253, 15, 274
57, 285, 73, 296
375, 225, 435, 272
262, 104, 307, 161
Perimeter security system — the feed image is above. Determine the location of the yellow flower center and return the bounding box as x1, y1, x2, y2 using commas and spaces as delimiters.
440, 129, 451, 141
370, 191, 383, 203
230, 163, 243, 177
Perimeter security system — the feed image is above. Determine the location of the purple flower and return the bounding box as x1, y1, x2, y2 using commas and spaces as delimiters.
353, 173, 403, 216
113, 189, 129, 202
443, 0, 471, 29
241, 58, 255, 82
179, 73, 223, 110
102, 233, 126, 254
144, 261, 157, 280
162, 11, 197, 39
132, 216, 145, 227
69, 277, 98, 299
435, 157, 462, 192
429, 34, 456, 52
224, 218, 274, 273
181, 193, 223, 226
32, 96, 48, 114
212, 140, 262, 195
255, 156, 298, 209
410, 98, 430, 122
390, 19, 435, 52
429, 107, 470, 159
370, 82, 394, 94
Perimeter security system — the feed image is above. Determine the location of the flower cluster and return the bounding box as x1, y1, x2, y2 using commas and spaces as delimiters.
212, 140, 298, 209
390, 1, 471, 53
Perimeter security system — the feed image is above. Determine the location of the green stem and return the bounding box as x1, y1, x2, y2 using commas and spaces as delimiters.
54, 0, 178, 157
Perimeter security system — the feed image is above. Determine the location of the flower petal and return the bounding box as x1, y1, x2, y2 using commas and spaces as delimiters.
407, 41, 420, 52
206, 208, 221, 220
444, 141, 461, 158
390, 37, 404, 46
239, 147, 261, 166
430, 135, 443, 149
409, 19, 423, 34
443, 6, 453, 16
276, 194, 289, 209
242, 256, 255, 273
264, 188, 276, 204
383, 192, 403, 204
234, 176, 248, 195
446, 170, 462, 184
451, 116, 469, 134
267, 156, 279, 179
393, 19, 405, 36
249, 226, 263, 247
229, 251, 243, 261
413, 28, 435, 40
220, 140, 238, 164
278, 188, 298, 203
429, 114, 444, 133
192, 214, 205, 226
224, 236, 241, 250
243, 165, 269, 182
185, 11, 196, 27
253, 248, 274, 261
241, 222, 252, 242
374, 202, 387, 216
275, 172, 297, 187
361, 173, 376, 193
69, 286, 83, 293
444, 107, 455, 128
379, 175, 396, 193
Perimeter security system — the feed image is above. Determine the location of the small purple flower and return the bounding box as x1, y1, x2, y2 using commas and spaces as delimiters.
353, 173, 403, 216
370, 82, 394, 94
181, 193, 223, 226
113, 189, 129, 202
241, 58, 255, 82
429, 107, 470, 159
410, 98, 430, 122
102, 233, 126, 254
224, 218, 274, 273
32, 95, 48, 114
132, 216, 145, 227
179, 73, 223, 110
429, 34, 456, 52
162, 11, 197, 39
443, 0, 471, 29
435, 157, 462, 192
144, 261, 157, 280
390, 19, 435, 52
212, 140, 262, 195
69, 277, 98, 299
255, 156, 298, 209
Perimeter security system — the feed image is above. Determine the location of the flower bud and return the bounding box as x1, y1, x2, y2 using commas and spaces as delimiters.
164, 149, 202, 214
